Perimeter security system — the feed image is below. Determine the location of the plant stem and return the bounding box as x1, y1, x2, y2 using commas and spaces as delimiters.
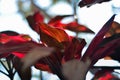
0, 59, 16, 80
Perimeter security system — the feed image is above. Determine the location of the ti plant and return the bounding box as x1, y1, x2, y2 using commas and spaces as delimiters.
0, 1, 120, 80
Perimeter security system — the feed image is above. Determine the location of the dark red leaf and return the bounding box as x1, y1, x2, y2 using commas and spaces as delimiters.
65, 21, 94, 33
35, 37, 86, 78
35, 63, 52, 72
33, 11, 44, 23
92, 37, 120, 64
26, 11, 44, 31
0, 34, 40, 58
48, 15, 73, 27
81, 15, 115, 63
0, 30, 19, 36
35, 50, 65, 79
78, 0, 111, 7
37, 22, 69, 49
93, 33, 120, 63
0, 34, 32, 44
92, 69, 120, 80
13, 57, 31, 80
35, 51, 63, 73
63, 37, 86, 61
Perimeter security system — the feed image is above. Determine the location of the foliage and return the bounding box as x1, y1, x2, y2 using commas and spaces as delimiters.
0, 0, 120, 80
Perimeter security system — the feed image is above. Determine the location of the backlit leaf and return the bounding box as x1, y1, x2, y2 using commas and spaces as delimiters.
26, 11, 44, 31
65, 21, 94, 33
37, 22, 69, 48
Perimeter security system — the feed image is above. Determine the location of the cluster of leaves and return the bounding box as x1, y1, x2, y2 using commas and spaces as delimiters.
0, 0, 120, 80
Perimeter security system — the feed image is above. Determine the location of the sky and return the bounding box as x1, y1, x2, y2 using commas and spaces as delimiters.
0, 0, 120, 80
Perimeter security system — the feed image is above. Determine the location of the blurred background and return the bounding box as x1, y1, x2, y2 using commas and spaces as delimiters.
0, 0, 120, 80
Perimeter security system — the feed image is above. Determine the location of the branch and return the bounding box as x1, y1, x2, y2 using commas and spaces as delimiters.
0, 70, 8, 76
0, 60, 9, 72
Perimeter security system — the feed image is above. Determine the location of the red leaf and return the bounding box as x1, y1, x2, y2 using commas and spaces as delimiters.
81, 15, 115, 63
35, 37, 86, 78
13, 57, 32, 80
26, 11, 44, 31
0, 34, 40, 58
92, 38, 120, 64
63, 37, 86, 61
65, 21, 94, 33
35, 51, 63, 73
12, 52, 25, 58
33, 11, 44, 23
48, 15, 73, 28
0, 40, 39, 57
37, 22, 69, 48
92, 69, 120, 80
0, 34, 32, 44
35, 63, 52, 72
78, 0, 111, 7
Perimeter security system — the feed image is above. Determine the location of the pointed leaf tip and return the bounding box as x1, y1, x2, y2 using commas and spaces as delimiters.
82, 15, 115, 62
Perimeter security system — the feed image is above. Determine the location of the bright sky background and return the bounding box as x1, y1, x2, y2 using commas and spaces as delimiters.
0, 0, 120, 80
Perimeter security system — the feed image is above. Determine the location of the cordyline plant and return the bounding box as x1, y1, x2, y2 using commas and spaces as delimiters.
0, 10, 120, 80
